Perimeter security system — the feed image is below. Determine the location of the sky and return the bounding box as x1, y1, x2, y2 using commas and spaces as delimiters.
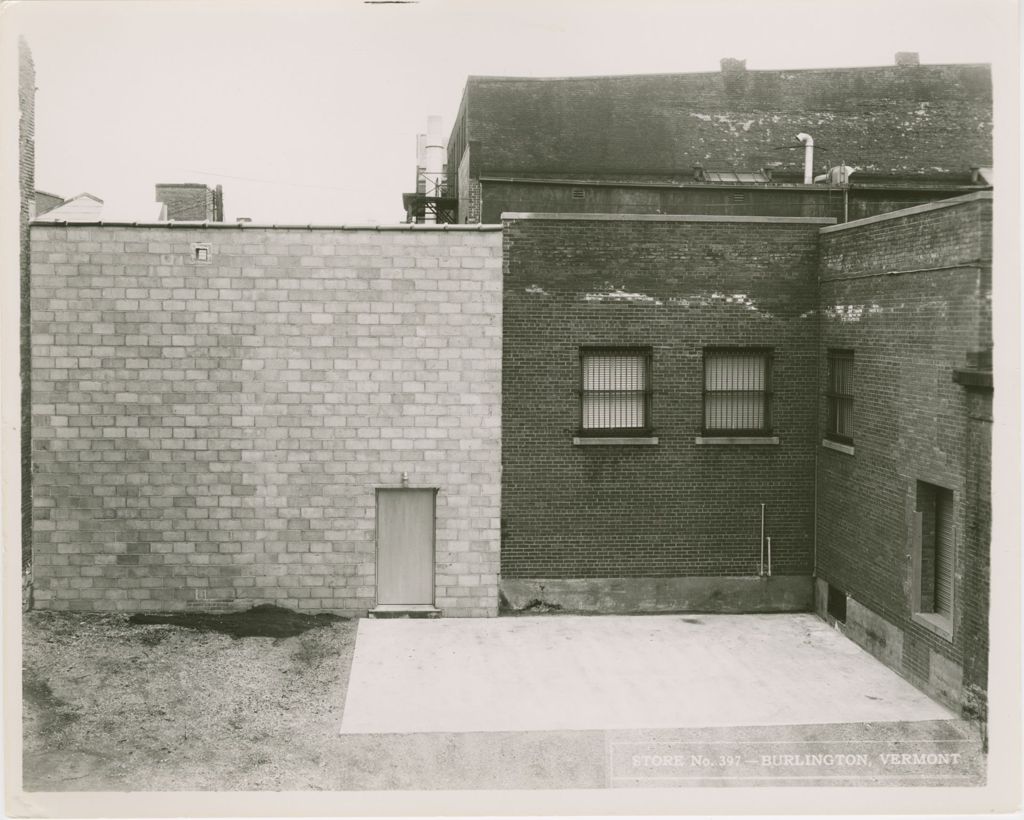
8, 0, 1016, 224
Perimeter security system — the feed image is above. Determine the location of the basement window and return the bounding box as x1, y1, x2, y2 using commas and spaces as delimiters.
578, 348, 652, 436
912, 481, 955, 638
702, 348, 772, 435
827, 583, 847, 623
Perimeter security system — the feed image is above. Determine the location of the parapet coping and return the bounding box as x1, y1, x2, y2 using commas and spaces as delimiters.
501, 212, 836, 225
819, 190, 993, 233
29, 221, 504, 231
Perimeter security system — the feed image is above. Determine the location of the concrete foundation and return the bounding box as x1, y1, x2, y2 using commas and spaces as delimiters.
815, 578, 967, 715
501, 575, 813, 614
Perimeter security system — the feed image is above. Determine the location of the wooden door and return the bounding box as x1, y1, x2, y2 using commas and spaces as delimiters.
376, 489, 436, 605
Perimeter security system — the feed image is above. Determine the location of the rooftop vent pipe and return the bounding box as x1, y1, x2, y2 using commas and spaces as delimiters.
796, 133, 814, 185
422, 115, 445, 223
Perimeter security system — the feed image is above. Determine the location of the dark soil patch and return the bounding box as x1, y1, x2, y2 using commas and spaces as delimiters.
518, 599, 564, 614
23, 675, 80, 735
128, 604, 347, 639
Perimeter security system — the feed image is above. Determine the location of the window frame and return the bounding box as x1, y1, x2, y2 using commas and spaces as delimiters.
577, 346, 653, 437
911, 480, 956, 640
825, 349, 855, 445
701, 347, 773, 436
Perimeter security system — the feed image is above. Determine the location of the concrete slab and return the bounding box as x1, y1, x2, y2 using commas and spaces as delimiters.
339, 614, 955, 735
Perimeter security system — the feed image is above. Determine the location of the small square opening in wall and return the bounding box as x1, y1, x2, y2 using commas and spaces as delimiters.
827, 583, 847, 623
571, 188, 586, 200
191, 243, 211, 264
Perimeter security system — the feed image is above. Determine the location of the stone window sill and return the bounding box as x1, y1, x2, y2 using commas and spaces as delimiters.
822, 439, 855, 455
912, 611, 954, 642
695, 436, 779, 445
573, 436, 659, 446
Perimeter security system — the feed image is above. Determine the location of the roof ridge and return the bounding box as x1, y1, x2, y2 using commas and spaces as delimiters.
466, 63, 991, 83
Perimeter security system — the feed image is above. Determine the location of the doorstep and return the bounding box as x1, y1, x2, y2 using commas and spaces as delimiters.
368, 604, 441, 619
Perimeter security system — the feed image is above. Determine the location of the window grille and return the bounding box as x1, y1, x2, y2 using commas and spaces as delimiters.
826, 350, 854, 444
580, 348, 651, 434
703, 348, 771, 434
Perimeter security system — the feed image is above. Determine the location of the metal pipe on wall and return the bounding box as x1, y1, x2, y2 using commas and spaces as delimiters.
760, 503, 765, 576
796, 133, 814, 185
767, 536, 772, 577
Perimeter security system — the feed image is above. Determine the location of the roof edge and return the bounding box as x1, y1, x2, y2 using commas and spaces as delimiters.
29, 220, 504, 231
465, 63, 991, 83
501, 212, 836, 225
819, 191, 993, 233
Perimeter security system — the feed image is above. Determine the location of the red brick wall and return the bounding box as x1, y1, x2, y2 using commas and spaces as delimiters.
465, 64, 991, 178
816, 192, 992, 712
501, 214, 830, 581
155, 185, 217, 221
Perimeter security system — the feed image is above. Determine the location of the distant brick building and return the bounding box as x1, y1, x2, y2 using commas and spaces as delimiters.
440, 56, 991, 223
33, 190, 65, 218
155, 183, 225, 221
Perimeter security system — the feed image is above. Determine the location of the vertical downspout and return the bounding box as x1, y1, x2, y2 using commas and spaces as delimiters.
812, 219, 823, 584
842, 160, 849, 223
760, 503, 766, 576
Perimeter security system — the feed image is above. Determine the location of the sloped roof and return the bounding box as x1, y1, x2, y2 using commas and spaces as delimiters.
35, 193, 103, 221
34, 194, 167, 223
460, 63, 992, 178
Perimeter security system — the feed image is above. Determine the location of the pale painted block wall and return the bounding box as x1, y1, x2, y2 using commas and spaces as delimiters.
30, 224, 503, 616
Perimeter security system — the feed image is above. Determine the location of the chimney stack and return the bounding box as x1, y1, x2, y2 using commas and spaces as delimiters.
155, 183, 225, 221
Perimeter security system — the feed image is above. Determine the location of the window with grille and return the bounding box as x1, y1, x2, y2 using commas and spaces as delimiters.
703, 348, 771, 434
580, 348, 652, 434
826, 350, 854, 444
914, 481, 955, 625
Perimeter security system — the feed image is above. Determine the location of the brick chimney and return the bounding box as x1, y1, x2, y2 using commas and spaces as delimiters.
895, 52, 920, 66
720, 57, 748, 94
720, 57, 747, 75
155, 183, 225, 221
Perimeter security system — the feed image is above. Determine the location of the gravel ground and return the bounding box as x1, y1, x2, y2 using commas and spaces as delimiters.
23, 609, 359, 791
21, 610, 606, 791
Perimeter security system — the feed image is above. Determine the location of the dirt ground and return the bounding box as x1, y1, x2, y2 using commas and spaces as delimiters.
22, 608, 359, 790
21, 609, 606, 791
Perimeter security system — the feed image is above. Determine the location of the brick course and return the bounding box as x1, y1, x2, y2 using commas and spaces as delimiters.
30, 225, 502, 616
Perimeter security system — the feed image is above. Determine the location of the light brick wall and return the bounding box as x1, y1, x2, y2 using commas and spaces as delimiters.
30, 224, 503, 616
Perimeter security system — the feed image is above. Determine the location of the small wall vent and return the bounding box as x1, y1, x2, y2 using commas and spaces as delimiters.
191, 243, 212, 264
571, 188, 586, 200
